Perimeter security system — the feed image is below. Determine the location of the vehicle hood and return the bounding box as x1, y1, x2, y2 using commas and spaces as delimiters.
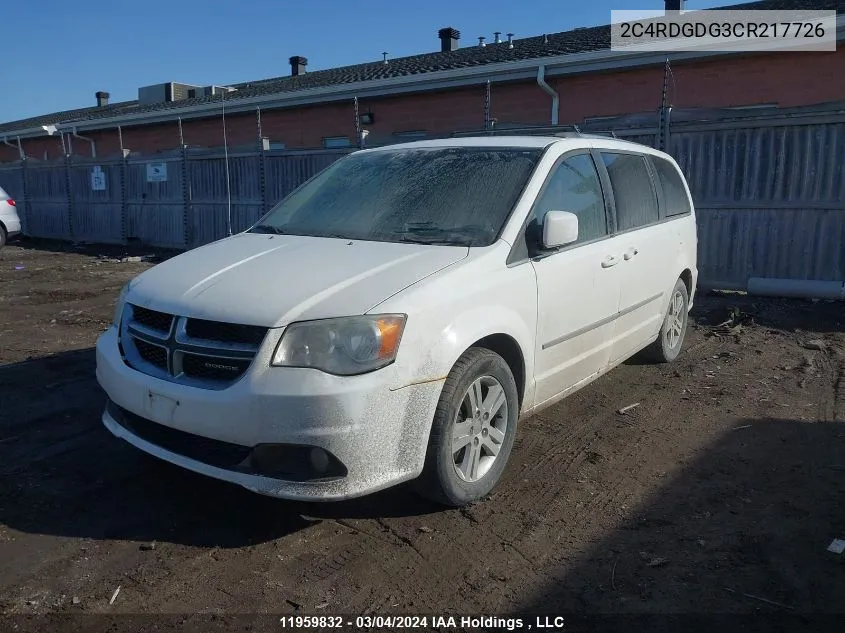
126, 233, 468, 327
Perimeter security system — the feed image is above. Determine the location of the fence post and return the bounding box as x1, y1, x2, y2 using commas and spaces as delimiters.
120, 157, 128, 244
181, 146, 191, 249
259, 141, 269, 215
664, 106, 673, 154
65, 154, 74, 241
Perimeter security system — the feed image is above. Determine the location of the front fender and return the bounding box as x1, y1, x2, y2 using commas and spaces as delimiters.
375, 249, 538, 411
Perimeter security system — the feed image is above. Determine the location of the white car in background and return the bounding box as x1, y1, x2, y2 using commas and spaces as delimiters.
96, 135, 698, 507
0, 185, 21, 249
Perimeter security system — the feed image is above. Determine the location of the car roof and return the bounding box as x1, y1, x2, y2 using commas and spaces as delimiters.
360, 135, 670, 159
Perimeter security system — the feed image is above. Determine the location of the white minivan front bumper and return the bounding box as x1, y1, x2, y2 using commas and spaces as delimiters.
95, 327, 443, 501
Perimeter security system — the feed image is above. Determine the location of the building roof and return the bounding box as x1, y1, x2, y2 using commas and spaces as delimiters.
1, 0, 842, 135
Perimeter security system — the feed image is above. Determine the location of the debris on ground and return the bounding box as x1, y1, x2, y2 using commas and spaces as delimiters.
827, 539, 845, 555
724, 587, 794, 610
417, 526, 433, 534
109, 586, 121, 605
617, 403, 640, 415
803, 339, 827, 351
72, 596, 80, 605
646, 557, 668, 568
139, 541, 156, 551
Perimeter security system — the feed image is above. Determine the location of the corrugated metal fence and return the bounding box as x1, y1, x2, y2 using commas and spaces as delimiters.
576, 105, 844, 289
1, 104, 843, 290
0, 148, 349, 250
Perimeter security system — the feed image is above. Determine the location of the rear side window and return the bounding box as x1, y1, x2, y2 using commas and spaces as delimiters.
601, 152, 659, 231
652, 157, 692, 217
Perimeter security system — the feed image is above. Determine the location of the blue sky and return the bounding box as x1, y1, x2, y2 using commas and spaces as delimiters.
4, 0, 738, 124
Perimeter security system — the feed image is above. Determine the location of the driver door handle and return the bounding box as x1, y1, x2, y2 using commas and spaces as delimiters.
624, 248, 639, 261
601, 255, 620, 268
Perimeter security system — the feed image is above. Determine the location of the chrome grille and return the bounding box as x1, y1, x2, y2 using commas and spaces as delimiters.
120, 303, 268, 390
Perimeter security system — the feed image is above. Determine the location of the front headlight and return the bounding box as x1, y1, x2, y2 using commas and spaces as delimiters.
271, 314, 406, 375
112, 282, 130, 328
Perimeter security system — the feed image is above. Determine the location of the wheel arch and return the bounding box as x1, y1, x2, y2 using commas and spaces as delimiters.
679, 268, 693, 296
468, 333, 526, 409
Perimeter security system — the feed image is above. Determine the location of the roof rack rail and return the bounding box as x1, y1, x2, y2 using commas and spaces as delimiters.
451, 125, 588, 138
553, 125, 582, 136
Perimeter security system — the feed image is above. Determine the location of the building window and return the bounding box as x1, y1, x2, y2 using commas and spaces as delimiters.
269, 141, 286, 151
323, 136, 351, 149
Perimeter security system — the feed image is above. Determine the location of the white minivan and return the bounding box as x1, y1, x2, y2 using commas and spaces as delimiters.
96, 135, 697, 507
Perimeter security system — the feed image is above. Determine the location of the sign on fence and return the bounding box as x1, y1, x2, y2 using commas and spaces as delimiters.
91, 166, 106, 191
146, 163, 168, 182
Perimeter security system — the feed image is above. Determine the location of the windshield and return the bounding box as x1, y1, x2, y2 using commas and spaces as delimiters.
249, 147, 542, 246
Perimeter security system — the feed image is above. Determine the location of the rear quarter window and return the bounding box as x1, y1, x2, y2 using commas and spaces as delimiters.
652, 157, 692, 217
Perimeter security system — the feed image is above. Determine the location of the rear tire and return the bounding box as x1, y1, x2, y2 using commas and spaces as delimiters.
414, 347, 519, 507
643, 278, 689, 363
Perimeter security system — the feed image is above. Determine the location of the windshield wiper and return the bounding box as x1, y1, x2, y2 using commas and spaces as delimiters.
250, 224, 286, 235
400, 234, 472, 246
399, 222, 478, 246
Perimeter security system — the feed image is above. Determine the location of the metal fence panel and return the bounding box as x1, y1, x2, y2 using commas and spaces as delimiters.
696, 207, 845, 288
188, 204, 265, 247
265, 151, 348, 205
670, 123, 845, 206
187, 155, 263, 247
125, 156, 185, 248
669, 120, 845, 287
24, 162, 70, 239
68, 161, 124, 243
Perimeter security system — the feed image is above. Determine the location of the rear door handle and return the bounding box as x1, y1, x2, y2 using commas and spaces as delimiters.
601, 255, 620, 268
623, 248, 639, 261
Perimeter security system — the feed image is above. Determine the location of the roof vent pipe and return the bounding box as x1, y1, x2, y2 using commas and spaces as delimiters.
494, 32, 502, 43
95, 91, 110, 107
536, 65, 559, 126
478, 36, 486, 47
507, 33, 514, 48
438, 27, 460, 52
289, 56, 308, 77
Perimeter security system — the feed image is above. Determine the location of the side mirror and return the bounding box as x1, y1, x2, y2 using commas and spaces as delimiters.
542, 211, 579, 249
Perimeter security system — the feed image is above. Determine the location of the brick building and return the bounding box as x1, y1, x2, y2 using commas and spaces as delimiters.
1, 0, 843, 163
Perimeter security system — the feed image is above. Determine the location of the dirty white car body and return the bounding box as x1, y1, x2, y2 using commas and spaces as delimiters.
95, 136, 698, 507
0, 185, 21, 248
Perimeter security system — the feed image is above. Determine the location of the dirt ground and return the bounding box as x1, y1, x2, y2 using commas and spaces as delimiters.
1, 239, 844, 631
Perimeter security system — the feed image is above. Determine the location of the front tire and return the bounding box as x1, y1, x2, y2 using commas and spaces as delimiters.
414, 347, 519, 507
643, 278, 689, 363
0, 226, 6, 250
